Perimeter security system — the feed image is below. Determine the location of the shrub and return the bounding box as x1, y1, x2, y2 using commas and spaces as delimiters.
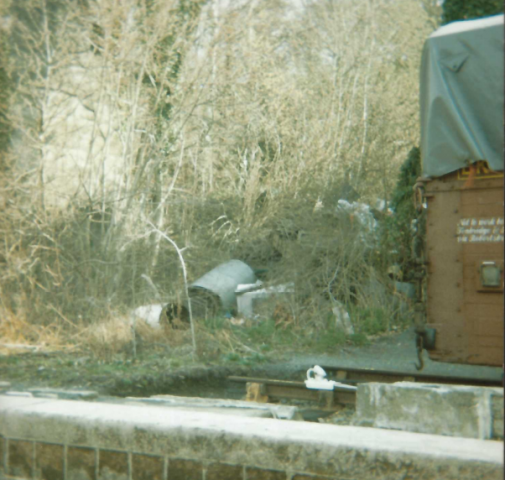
442, 0, 503, 24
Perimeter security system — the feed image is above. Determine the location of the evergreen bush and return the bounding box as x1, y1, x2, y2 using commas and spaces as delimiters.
381, 147, 421, 282
442, 0, 502, 24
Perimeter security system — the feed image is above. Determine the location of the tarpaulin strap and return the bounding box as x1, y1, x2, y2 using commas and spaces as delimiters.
463, 164, 477, 189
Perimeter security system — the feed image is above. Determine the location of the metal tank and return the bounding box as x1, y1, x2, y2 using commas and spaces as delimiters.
188, 260, 257, 318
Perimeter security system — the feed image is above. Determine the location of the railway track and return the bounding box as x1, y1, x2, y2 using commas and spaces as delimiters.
228, 365, 502, 410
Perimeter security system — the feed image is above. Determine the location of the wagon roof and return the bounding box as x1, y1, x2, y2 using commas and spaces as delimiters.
420, 15, 504, 177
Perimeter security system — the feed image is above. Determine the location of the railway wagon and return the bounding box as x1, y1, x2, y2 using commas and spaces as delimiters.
415, 15, 504, 366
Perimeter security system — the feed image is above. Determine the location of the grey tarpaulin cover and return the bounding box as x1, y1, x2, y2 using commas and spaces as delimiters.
420, 15, 504, 177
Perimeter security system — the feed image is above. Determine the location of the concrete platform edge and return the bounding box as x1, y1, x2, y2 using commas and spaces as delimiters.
0, 395, 502, 480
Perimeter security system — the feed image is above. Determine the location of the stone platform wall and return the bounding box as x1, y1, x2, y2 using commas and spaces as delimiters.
0, 395, 502, 480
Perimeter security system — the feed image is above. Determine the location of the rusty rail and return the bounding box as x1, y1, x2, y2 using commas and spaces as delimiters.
228, 376, 355, 408
317, 365, 502, 387
228, 366, 502, 410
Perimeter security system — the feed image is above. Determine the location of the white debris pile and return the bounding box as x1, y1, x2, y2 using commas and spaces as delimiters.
374, 198, 394, 215
335, 200, 377, 232
332, 301, 354, 335
335, 199, 378, 245
131, 304, 164, 329
235, 282, 295, 319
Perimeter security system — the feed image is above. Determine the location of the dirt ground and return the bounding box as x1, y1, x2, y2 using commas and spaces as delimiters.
288, 327, 503, 381
0, 328, 501, 399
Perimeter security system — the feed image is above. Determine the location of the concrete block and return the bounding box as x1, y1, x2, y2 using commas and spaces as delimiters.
291, 476, 332, 480
98, 449, 128, 480
0, 395, 502, 480
354, 382, 504, 440
67, 446, 96, 480
246, 467, 286, 480
236, 284, 294, 318
5, 391, 33, 397
7, 440, 34, 479
206, 462, 244, 480
169, 458, 203, 480
129, 394, 302, 420
35, 442, 64, 480
0, 382, 10, 392
491, 393, 504, 440
0, 436, 4, 473
131, 453, 164, 480
28, 388, 98, 400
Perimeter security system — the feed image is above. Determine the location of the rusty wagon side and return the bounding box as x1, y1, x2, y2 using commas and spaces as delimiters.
423, 167, 503, 366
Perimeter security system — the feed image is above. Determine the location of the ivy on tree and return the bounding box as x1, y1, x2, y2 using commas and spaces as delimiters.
442, 0, 502, 25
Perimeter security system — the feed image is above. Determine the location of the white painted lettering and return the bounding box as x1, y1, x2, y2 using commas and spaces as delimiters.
456, 218, 504, 242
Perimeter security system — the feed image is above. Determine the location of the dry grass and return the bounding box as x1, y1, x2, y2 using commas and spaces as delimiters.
0, 307, 74, 355
0, 0, 433, 356
80, 317, 133, 359
79, 314, 203, 360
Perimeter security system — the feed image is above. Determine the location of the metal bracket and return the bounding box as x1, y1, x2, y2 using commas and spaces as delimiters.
414, 333, 424, 371
423, 328, 437, 350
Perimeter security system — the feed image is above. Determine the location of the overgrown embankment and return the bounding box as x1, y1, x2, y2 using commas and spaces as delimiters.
0, 0, 436, 358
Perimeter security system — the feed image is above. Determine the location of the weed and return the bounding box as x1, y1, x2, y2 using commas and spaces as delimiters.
221, 351, 266, 366
221, 352, 241, 363
235, 320, 276, 344
347, 333, 370, 346
202, 317, 228, 332
351, 306, 390, 336
312, 328, 347, 353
